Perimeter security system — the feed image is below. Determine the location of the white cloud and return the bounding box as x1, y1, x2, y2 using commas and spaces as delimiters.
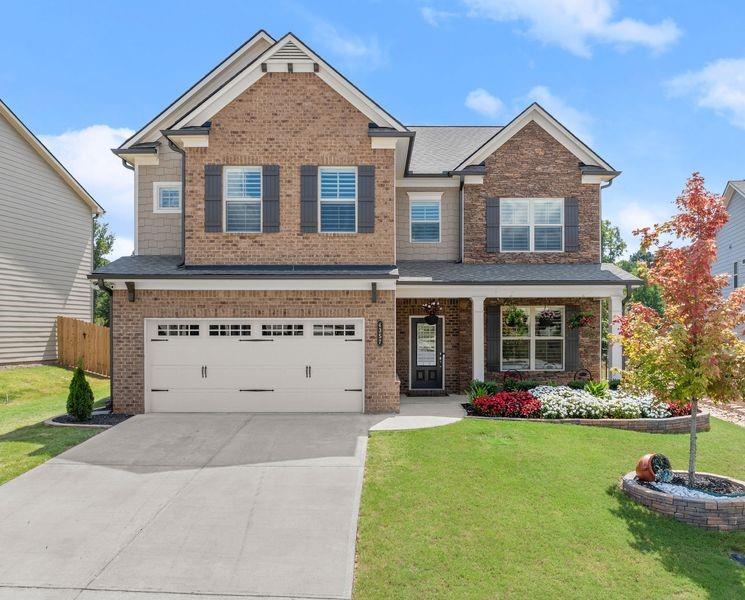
421, 6, 458, 26
611, 200, 668, 248
464, 0, 681, 58
40, 125, 134, 233
465, 88, 503, 119
108, 236, 135, 261
666, 58, 745, 129
308, 18, 387, 70
525, 86, 594, 143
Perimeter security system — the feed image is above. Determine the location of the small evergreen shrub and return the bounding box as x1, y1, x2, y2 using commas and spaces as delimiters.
512, 379, 542, 392
67, 365, 94, 422
608, 379, 621, 390
568, 380, 588, 390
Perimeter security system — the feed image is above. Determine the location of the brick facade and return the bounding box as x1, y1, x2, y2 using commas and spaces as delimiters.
463, 121, 601, 264
182, 72, 395, 265
112, 289, 399, 414
396, 298, 472, 395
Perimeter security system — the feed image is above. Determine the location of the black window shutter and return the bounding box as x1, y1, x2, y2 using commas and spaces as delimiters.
486, 197, 500, 253
300, 165, 318, 233
357, 165, 375, 233
564, 196, 579, 252
565, 305, 580, 371
204, 164, 222, 232
262, 165, 280, 233
486, 305, 501, 372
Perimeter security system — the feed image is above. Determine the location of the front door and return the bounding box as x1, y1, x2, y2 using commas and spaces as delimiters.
410, 317, 444, 390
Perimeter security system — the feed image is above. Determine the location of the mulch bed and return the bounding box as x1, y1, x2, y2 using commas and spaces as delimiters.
666, 474, 745, 496
51, 413, 131, 427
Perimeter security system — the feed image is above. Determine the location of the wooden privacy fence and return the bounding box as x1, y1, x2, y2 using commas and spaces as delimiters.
56, 316, 110, 377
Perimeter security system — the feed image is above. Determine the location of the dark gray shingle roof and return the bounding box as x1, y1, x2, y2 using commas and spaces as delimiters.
397, 261, 640, 285
406, 126, 501, 174
90, 255, 398, 279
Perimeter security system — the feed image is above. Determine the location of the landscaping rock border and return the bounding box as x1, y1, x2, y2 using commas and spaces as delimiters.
621, 471, 745, 531
464, 406, 709, 434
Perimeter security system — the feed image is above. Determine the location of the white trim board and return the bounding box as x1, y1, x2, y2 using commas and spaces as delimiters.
396, 283, 626, 299
103, 279, 397, 291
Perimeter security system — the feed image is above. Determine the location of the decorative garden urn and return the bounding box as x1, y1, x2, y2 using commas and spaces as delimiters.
635, 454, 656, 482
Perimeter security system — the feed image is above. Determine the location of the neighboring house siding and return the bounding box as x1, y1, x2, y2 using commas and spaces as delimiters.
0, 114, 93, 364
463, 121, 601, 264
183, 72, 395, 265
137, 140, 181, 255
396, 187, 459, 261
714, 190, 745, 299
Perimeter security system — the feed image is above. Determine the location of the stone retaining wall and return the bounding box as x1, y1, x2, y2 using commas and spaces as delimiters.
621, 471, 745, 531
467, 411, 709, 434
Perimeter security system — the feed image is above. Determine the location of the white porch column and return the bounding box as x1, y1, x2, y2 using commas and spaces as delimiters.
471, 296, 486, 381
609, 294, 623, 379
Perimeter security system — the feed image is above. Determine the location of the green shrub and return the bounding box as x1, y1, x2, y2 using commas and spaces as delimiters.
608, 379, 621, 390
512, 380, 542, 391
585, 380, 609, 398
67, 365, 94, 422
465, 379, 499, 401
568, 380, 588, 390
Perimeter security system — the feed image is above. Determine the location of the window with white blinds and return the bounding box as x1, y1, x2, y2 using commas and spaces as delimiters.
319, 168, 356, 233
224, 167, 262, 232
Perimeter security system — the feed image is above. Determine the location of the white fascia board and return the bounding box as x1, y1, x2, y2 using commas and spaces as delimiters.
119, 152, 159, 166
581, 174, 611, 185
121, 30, 275, 149
407, 191, 443, 200
175, 34, 406, 132
456, 103, 613, 172
107, 279, 397, 291
463, 175, 484, 185
167, 133, 209, 148
396, 177, 460, 188
395, 283, 626, 299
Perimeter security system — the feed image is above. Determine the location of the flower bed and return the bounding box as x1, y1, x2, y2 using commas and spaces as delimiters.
464, 385, 708, 433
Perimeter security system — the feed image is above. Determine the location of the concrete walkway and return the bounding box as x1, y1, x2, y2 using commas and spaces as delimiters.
370, 395, 466, 431
0, 398, 463, 600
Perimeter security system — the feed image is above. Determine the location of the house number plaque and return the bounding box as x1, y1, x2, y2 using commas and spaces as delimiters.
376, 320, 383, 346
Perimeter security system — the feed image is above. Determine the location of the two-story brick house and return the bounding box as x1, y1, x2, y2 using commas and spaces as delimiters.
93, 30, 638, 414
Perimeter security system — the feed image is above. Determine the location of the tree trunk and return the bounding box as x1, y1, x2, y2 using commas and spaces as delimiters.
688, 397, 698, 486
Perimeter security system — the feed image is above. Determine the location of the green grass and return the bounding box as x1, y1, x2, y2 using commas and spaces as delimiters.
355, 418, 745, 600
0, 365, 110, 484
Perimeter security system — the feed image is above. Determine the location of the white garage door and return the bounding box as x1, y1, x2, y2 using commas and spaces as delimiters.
144, 318, 364, 413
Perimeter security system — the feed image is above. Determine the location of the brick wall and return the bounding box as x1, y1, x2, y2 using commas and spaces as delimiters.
137, 140, 181, 255
112, 289, 399, 414
396, 298, 472, 394
464, 121, 600, 264
182, 72, 395, 265
484, 298, 602, 384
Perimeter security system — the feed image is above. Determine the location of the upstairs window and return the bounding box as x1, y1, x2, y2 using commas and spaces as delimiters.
225, 167, 262, 233
410, 200, 441, 243
319, 168, 356, 233
501, 198, 563, 252
153, 182, 181, 213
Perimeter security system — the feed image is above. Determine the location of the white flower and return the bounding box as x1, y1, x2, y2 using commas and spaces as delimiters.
529, 386, 671, 419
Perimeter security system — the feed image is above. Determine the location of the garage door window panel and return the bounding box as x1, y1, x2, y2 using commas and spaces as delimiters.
157, 324, 200, 337
262, 324, 304, 336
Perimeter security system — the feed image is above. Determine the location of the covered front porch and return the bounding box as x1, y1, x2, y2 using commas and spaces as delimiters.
395, 261, 635, 395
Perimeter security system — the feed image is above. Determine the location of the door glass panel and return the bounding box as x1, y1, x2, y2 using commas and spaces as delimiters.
416, 322, 437, 366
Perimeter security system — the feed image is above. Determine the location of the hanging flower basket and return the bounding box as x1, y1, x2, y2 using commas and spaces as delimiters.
422, 300, 441, 325
504, 305, 528, 329
536, 309, 561, 328
568, 311, 594, 329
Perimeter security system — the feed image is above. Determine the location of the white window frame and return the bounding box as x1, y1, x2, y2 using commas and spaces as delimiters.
500, 306, 565, 371
409, 194, 441, 244
500, 198, 564, 253
318, 166, 357, 234
153, 182, 181, 213
223, 166, 263, 233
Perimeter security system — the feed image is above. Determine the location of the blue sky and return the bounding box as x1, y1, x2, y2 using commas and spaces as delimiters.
2, 1, 743, 259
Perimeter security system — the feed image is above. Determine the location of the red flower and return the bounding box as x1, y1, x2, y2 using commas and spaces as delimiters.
473, 391, 541, 418
667, 402, 692, 417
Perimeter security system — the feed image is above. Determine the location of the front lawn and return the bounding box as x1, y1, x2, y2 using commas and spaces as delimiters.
0, 365, 110, 484
355, 418, 745, 599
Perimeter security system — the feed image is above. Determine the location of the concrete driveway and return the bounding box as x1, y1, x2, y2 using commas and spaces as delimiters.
0, 413, 382, 600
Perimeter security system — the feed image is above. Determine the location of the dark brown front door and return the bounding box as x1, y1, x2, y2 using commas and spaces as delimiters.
410, 317, 444, 389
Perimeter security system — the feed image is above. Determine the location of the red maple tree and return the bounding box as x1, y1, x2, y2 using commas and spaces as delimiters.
615, 173, 745, 483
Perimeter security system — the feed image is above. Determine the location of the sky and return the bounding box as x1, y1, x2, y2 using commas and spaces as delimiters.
1, 0, 743, 260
